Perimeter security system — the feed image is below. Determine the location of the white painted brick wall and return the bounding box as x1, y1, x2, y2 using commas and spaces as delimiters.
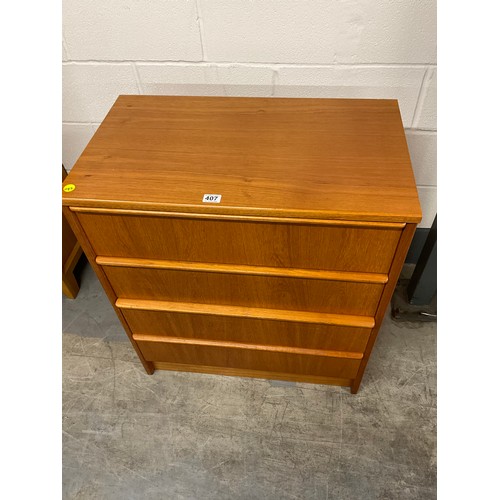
62, 40, 69, 62
405, 131, 437, 186
275, 66, 425, 128
416, 186, 437, 228
63, 63, 139, 122
199, 0, 436, 64
136, 64, 275, 97
62, 123, 95, 170
414, 69, 437, 130
63, 0, 203, 61
63, 0, 436, 227
136, 64, 219, 95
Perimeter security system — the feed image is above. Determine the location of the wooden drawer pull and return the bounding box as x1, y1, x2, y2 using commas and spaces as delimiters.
71, 206, 406, 229
97, 256, 389, 284
132, 334, 364, 360
116, 298, 375, 329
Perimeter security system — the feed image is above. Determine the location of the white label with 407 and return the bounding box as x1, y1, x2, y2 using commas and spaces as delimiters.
202, 194, 222, 203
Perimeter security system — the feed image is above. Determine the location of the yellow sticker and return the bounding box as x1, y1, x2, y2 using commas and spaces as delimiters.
63, 184, 76, 193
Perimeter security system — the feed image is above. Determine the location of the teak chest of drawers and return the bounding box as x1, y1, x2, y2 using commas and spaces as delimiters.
62, 95, 421, 393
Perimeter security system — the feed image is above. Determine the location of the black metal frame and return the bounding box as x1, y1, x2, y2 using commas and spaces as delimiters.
407, 215, 437, 306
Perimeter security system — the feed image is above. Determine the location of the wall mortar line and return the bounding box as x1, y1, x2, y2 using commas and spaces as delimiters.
63, 121, 94, 126
195, 0, 207, 61
61, 60, 436, 69
62, 34, 71, 61
411, 68, 432, 128
131, 63, 144, 94
405, 128, 437, 134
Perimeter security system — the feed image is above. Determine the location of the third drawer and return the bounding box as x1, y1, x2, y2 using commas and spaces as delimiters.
121, 307, 372, 354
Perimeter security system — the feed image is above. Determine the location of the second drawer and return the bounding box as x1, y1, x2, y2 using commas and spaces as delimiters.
104, 265, 384, 316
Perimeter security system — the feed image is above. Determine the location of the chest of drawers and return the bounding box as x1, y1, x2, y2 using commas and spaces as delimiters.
62, 95, 421, 393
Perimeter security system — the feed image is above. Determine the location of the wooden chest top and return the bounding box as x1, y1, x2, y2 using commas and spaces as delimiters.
62, 95, 421, 223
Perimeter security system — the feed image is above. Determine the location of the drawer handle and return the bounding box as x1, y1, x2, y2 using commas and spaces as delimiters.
116, 298, 376, 329
133, 334, 364, 360
97, 256, 389, 284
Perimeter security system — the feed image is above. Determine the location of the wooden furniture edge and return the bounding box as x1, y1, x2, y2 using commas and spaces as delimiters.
350, 222, 418, 394
114, 94, 400, 106
132, 333, 364, 360
62, 243, 83, 299
152, 361, 353, 387
97, 256, 389, 284
67, 206, 408, 228
63, 241, 83, 276
62, 206, 155, 375
116, 298, 375, 329
62, 164, 84, 299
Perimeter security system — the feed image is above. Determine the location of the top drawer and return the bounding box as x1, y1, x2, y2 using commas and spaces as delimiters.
76, 211, 402, 273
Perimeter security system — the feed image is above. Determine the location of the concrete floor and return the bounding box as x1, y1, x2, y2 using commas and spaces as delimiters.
62, 261, 436, 499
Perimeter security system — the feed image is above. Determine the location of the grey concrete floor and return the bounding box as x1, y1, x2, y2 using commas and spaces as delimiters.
62, 260, 436, 500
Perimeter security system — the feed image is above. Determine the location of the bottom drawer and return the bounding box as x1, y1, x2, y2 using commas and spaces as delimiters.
135, 338, 362, 380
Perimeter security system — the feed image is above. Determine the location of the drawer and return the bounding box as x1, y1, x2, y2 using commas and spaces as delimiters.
121, 308, 372, 353
77, 212, 402, 273
135, 337, 362, 380
104, 265, 384, 316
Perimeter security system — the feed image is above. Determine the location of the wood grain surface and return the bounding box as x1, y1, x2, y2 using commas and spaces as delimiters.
96, 256, 389, 284
62, 95, 421, 223
62, 96, 422, 391
132, 334, 364, 360
121, 308, 372, 353
136, 339, 362, 379
62, 207, 155, 374
151, 361, 352, 387
71, 207, 406, 228
62, 165, 83, 299
350, 222, 418, 394
78, 212, 402, 273
104, 265, 383, 316
116, 298, 375, 329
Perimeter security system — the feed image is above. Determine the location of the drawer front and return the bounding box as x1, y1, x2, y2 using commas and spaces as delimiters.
78, 213, 402, 273
122, 308, 371, 353
135, 338, 362, 379
105, 266, 383, 316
